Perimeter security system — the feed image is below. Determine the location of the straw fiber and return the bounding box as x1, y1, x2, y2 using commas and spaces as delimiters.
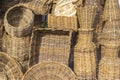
20, 0, 53, 15
29, 29, 72, 67
2, 33, 30, 62
22, 62, 78, 80
4, 4, 34, 37
0, 52, 23, 80
48, 14, 78, 31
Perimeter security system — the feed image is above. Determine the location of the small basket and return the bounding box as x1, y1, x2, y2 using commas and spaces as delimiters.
0, 52, 23, 80
102, 0, 120, 21
4, 4, 34, 37
20, 0, 53, 15
22, 61, 78, 80
2, 32, 30, 62
48, 14, 78, 31
29, 28, 73, 67
77, 6, 97, 29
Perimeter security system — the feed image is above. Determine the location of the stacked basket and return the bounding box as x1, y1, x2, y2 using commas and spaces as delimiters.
74, 0, 98, 79
2, 4, 34, 73
98, 0, 120, 80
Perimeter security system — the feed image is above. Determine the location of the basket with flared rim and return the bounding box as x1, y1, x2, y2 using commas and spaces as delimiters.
0, 52, 23, 80
77, 6, 97, 29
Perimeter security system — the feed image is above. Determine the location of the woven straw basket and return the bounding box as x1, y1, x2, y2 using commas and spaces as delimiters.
20, 0, 53, 15
0, 52, 23, 80
29, 28, 73, 67
48, 14, 78, 31
74, 29, 97, 80
102, 0, 120, 21
4, 4, 34, 37
77, 6, 97, 29
2, 32, 30, 62
22, 61, 78, 80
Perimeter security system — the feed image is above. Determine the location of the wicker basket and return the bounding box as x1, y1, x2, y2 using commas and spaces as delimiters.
48, 14, 78, 31
4, 4, 34, 37
20, 0, 53, 15
22, 61, 78, 80
102, 0, 120, 21
29, 28, 73, 67
2, 32, 30, 62
77, 6, 97, 29
74, 29, 97, 80
0, 52, 23, 80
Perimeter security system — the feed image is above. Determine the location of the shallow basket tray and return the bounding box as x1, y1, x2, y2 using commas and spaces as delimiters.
0, 52, 23, 80
22, 61, 78, 80
29, 28, 73, 67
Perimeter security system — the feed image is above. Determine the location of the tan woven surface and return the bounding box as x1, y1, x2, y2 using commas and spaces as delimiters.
2, 33, 30, 62
48, 14, 78, 31
29, 29, 73, 67
20, 0, 53, 15
22, 61, 78, 80
0, 52, 23, 80
4, 4, 34, 37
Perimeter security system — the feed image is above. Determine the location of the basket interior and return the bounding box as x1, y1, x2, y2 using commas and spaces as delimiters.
7, 6, 33, 27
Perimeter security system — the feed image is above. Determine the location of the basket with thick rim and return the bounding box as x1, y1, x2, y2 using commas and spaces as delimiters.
4, 4, 34, 37
48, 14, 78, 31
20, 0, 53, 15
77, 6, 97, 29
29, 28, 73, 67
22, 61, 78, 80
0, 52, 23, 80
2, 32, 30, 62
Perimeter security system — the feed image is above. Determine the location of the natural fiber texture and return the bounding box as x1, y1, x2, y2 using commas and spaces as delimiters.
2, 33, 30, 62
48, 14, 78, 30
77, 6, 97, 29
22, 61, 78, 80
84, 0, 98, 7
20, 0, 53, 15
29, 29, 72, 67
74, 29, 97, 80
98, 57, 120, 80
102, 0, 120, 21
4, 4, 34, 37
0, 52, 23, 80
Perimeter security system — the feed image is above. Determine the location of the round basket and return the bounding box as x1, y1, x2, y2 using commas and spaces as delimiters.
0, 52, 23, 80
22, 61, 78, 80
2, 32, 30, 62
20, 0, 53, 15
4, 4, 34, 37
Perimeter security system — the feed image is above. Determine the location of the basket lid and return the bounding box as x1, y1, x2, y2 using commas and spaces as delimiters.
22, 61, 78, 80
0, 52, 23, 80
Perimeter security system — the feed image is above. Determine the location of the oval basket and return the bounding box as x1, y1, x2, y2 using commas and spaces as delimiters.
4, 4, 34, 37
2, 32, 30, 62
22, 61, 78, 80
0, 52, 23, 80
20, 0, 53, 15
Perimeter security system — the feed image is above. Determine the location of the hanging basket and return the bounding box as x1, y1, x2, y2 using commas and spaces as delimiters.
29, 29, 73, 67
22, 61, 78, 80
2, 32, 30, 62
4, 4, 34, 37
20, 0, 53, 15
48, 14, 78, 31
0, 52, 23, 80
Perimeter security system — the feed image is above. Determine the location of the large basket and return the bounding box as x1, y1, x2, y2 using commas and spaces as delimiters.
48, 14, 78, 31
77, 6, 97, 29
98, 57, 120, 80
29, 28, 73, 67
20, 0, 53, 15
2, 32, 30, 62
4, 4, 34, 37
0, 52, 23, 80
102, 0, 120, 21
22, 61, 78, 80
